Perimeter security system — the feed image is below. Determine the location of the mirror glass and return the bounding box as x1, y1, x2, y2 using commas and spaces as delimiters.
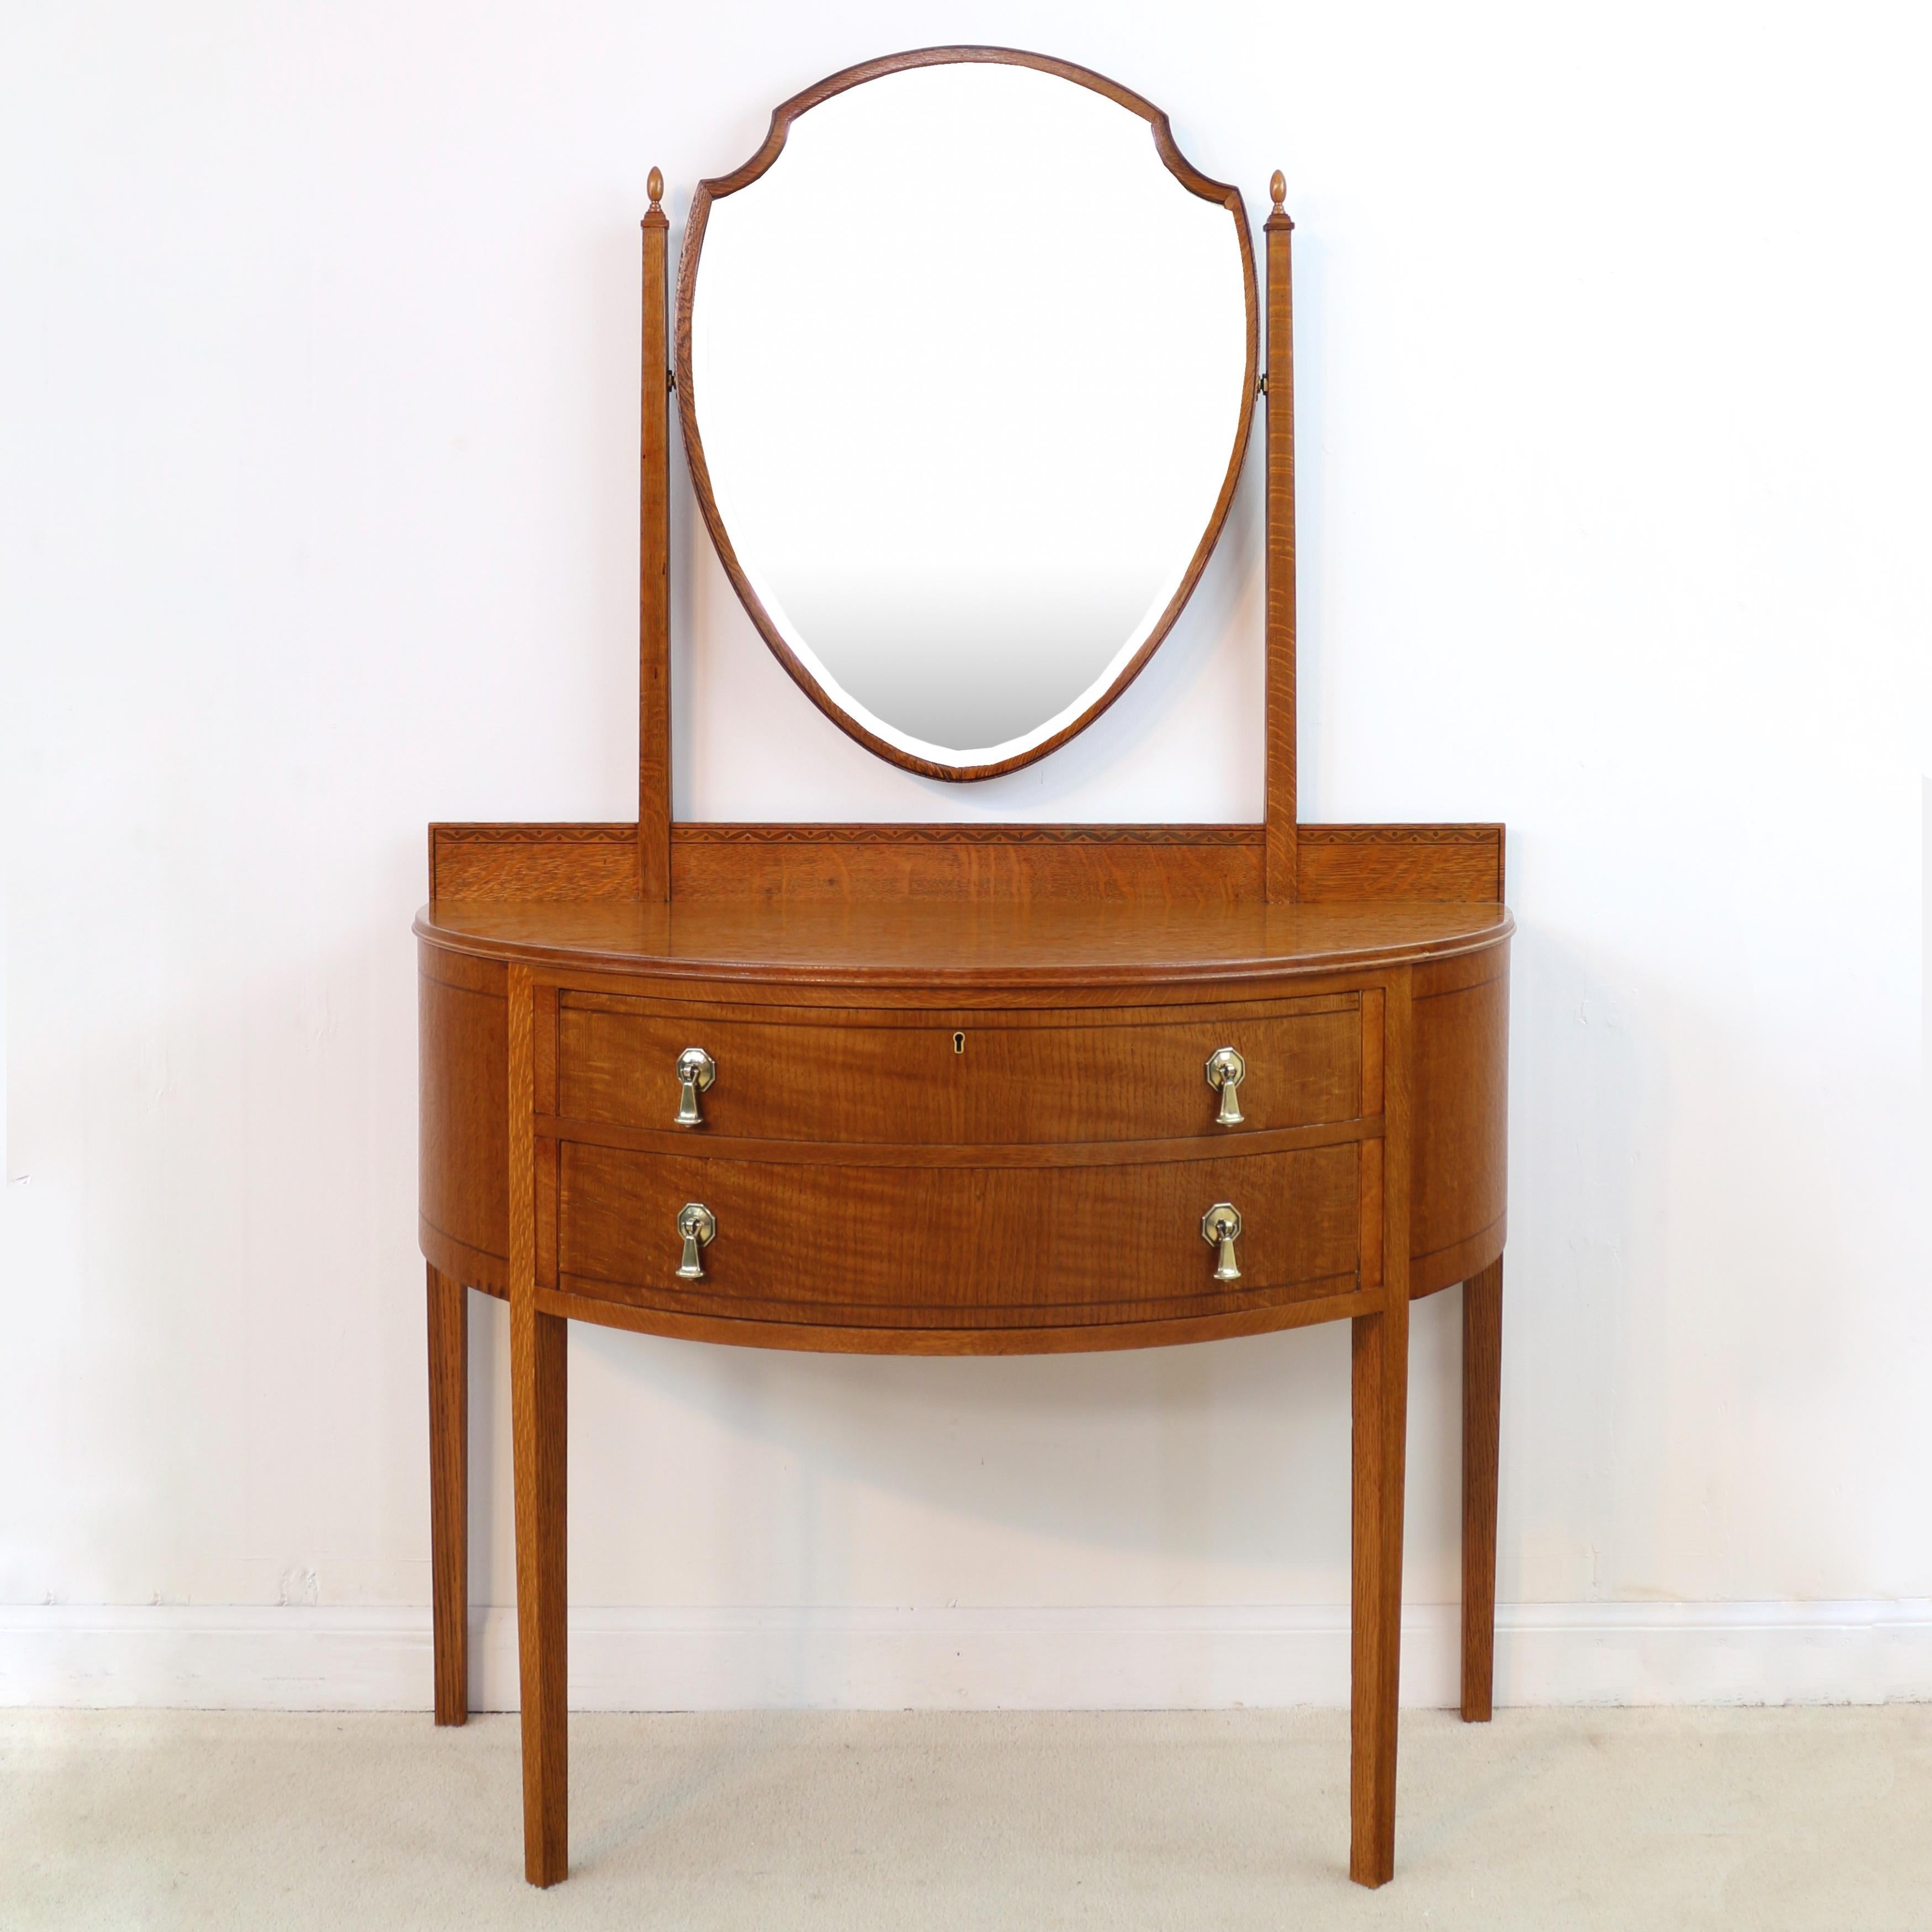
682, 56, 1255, 779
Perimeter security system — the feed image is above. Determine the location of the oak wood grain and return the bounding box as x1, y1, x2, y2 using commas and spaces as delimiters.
638, 179, 672, 901
419, 942, 509, 996
1350, 1291, 1409, 1887
1298, 824, 1504, 904
507, 966, 567, 1886
426, 1265, 467, 1727
538, 1116, 1377, 1170
1264, 177, 1297, 901
533, 1281, 1373, 1356
416, 896, 1513, 990
510, 1302, 566, 1885
1461, 1256, 1503, 1723
426, 821, 1507, 909
557, 1141, 1361, 1327
418, 952, 508, 1284
560, 986, 1360, 1027
1412, 1216, 1508, 1300
556, 997, 1362, 1145
1411, 941, 1510, 1000
1411, 962, 1510, 1265
431, 825, 639, 903
1361, 986, 1387, 1105
1359, 1139, 1384, 1291
420, 1220, 506, 1299
415, 921, 1509, 1313
1351, 968, 1414, 1888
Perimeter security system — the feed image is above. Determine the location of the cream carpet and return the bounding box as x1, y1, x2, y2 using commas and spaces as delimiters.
4, 1706, 1929, 1929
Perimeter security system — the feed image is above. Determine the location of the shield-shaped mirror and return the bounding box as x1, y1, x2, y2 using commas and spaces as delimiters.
676, 49, 1258, 781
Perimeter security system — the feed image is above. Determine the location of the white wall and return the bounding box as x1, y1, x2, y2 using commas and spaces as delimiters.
3, 1, 1929, 1708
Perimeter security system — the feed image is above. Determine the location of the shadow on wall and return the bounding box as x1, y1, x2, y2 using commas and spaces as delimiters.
1492, 877, 1914, 1608
1, 861, 433, 1607
1500, 907, 1659, 1606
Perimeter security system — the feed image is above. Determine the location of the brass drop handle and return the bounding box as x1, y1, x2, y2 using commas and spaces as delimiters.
1204, 1047, 1247, 1126
676, 1202, 716, 1280
675, 1047, 716, 1126
1201, 1202, 1243, 1282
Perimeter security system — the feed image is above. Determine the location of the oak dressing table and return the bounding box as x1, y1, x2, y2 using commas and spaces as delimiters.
416, 46, 1510, 1891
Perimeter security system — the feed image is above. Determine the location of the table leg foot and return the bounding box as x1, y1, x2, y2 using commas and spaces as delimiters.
1350, 1294, 1409, 1888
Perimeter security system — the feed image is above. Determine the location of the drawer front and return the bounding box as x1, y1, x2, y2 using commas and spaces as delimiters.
555, 996, 1365, 1145
554, 1142, 1363, 1329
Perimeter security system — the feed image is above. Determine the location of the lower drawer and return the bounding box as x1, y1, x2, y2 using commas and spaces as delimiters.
552, 1141, 1367, 1329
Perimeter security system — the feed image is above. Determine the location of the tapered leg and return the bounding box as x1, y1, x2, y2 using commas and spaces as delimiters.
1461, 1256, 1504, 1723
1350, 1292, 1410, 1889
504, 962, 567, 1885
427, 1265, 468, 1726
511, 1301, 567, 1886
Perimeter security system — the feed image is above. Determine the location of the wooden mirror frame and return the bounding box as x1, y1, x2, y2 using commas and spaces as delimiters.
671, 45, 1260, 782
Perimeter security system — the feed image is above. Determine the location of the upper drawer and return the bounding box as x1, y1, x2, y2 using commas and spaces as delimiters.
554, 994, 1366, 1144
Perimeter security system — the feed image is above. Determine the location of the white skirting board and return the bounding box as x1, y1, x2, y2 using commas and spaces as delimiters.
2, 1601, 1928, 1711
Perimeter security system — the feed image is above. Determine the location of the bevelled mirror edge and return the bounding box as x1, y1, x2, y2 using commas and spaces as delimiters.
671, 45, 1261, 783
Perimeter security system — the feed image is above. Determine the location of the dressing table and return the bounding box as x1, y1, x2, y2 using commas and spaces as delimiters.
416, 46, 1510, 1891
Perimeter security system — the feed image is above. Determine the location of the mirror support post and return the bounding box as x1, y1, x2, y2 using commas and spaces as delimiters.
1264, 173, 1298, 903
639, 170, 672, 902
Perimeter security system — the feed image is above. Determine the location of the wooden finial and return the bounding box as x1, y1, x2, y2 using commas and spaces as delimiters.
647, 167, 664, 208
1270, 171, 1286, 213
